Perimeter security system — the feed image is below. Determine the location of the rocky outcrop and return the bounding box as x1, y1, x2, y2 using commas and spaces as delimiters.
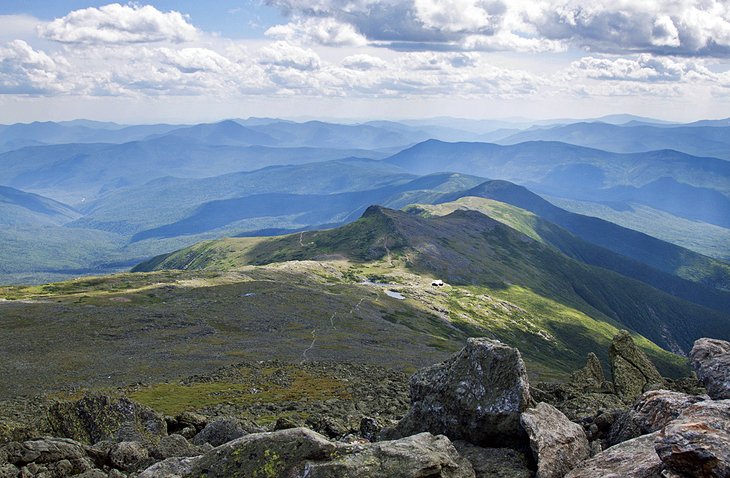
149, 427, 475, 478
1, 437, 98, 475
304, 432, 475, 478
690, 338, 730, 400
654, 399, 730, 477
47, 394, 167, 445
565, 432, 664, 478
520, 402, 590, 478
608, 390, 705, 445
610, 331, 664, 402
391, 338, 532, 446
570, 353, 607, 392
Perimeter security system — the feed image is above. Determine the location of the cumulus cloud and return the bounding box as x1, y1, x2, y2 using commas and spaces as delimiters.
265, 17, 367, 46
568, 54, 716, 82
0, 40, 70, 94
259, 41, 322, 70
267, 0, 730, 56
341, 54, 388, 71
39, 3, 198, 44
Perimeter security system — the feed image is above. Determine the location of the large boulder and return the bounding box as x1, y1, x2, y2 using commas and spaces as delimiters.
610, 331, 664, 402
47, 394, 167, 445
565, 432, 664, 478
108, 441, 150, 472
392, 338, 532, 446
654, 399, 730, 477
690, 338, 730, 400
520, 402, 590, 478
608, 390, 705, 445
304, 432, 475, 478
186, 427, 337, 477
191, 417, 247, 447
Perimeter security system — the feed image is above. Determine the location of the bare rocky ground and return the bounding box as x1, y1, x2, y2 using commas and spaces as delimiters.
2, 332, 728, 478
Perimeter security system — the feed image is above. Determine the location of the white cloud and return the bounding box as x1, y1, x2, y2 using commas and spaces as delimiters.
413, 0, 495, 33
267, 0, 730, 57
259, 41, 322, 70
161, 48, 233, 73
341, 54, 388, 71
0, 40, 70, 94
568, 54, 716, 83
265, 17, 367, 46
39, 3, 198, 44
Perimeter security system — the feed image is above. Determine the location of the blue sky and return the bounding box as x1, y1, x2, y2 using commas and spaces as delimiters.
1, 1, 729, 123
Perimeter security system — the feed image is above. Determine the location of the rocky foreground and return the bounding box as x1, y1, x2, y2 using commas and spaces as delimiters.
1, 333, 729, 477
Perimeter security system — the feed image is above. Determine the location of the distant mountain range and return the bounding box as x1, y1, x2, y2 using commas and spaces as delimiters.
0, 116, 728, 306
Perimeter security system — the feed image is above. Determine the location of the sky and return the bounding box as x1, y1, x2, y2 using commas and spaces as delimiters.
1, 1, 729, 123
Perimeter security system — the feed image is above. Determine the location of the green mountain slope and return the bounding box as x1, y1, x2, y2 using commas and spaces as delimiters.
406, 197, 730, 313
135, 206, 730, 377
440, 180, 730, 292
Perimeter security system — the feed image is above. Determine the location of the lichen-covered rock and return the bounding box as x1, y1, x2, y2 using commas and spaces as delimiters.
153, 434, 200, 459
571, 353, 607, 392
47, 394, 167, 446
610, 331, 664, 402
138, 456, 200, 478
690, 338, 730, 400
2, 437, 96, 473
554, 392, 625, 422
565, 432, 664, 478
654, 399, 730, 477
304, 432, 475, 478
608, 390, 705, 446
452, 441, 533, 478
0, 464, 19, 478
392, 338, 532, 447
520, 402, 589, 478
187, 427, 337, 478
108, 441, 150, 472
191, 417, 246, 447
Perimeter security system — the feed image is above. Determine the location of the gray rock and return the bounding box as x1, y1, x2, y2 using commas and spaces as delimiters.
138, 456, 200, 478
187, 427, 336, 478
0, 464, 19, 478
3, 437, 96, 473
610, 331, 665, 402
305, 432, 475, 478
47, 394, 167, 445
108, 441, 149, 472
521, 402, 590, 478
565, 432, 664, 478
571, 353, 606, 392
690, 338, 730, 400
393, 338, 532, 446
153, 434, 200, 459
173, 412, 207, 433
609, 390, 705, 445
191, 418, 246, 447
452, 441, 533, 478
654, 399, 730, 477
